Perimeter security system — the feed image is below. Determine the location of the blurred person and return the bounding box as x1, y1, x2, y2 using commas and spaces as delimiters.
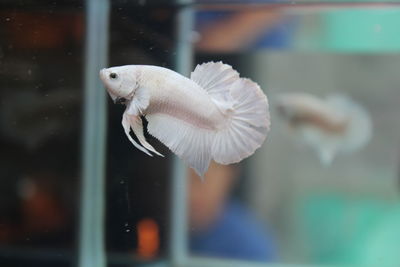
188, 161, 277, 261
195, 8, 296, 53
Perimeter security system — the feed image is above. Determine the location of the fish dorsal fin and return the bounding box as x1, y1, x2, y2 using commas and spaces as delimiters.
190, 61, 239, 103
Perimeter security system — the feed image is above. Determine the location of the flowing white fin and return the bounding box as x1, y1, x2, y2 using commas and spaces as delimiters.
129, 115, 164, 157
191, 61, 238, 104
192, 61, 270, 166
122, 88, 163, 156
211, 77, 270, 164
122, 112, 152, 156
146, 113, 214, 177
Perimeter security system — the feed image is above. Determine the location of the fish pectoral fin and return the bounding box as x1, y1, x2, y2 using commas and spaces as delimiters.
129, 115, 164, 157
125, 87, 150, 116
122, 112, 152, 156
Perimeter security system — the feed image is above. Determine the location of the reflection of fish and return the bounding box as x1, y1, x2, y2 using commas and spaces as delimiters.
100, 62, 270, 177
276, 93, 372, 165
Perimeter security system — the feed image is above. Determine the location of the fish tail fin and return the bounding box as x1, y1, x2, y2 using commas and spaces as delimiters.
326, 94, 372, 154
191, 62, 270, 165
211, 77, 270, 164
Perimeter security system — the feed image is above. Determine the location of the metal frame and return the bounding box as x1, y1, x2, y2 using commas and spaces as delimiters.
78, 0, 110, 267
169, 1, 194, 266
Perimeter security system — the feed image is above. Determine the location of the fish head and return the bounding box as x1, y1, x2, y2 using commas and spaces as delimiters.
99, 65, 139, 104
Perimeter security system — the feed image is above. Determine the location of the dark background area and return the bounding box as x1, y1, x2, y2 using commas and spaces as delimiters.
0, 1, 178, 266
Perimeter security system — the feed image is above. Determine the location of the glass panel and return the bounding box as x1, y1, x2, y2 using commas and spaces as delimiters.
105, 3, 177, 266
0, 2, 84, 266
189, 3, 400, 266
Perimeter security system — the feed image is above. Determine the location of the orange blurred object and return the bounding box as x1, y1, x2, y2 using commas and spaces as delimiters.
4, 11, 84, 49
136, 218, 160, 259
22, 187, 67, 232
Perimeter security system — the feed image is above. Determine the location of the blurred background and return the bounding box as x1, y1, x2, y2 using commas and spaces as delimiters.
1, 0, 400, 266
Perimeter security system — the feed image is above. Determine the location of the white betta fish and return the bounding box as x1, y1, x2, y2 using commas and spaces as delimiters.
99, 62, 270, 177
276, 93, 372, 165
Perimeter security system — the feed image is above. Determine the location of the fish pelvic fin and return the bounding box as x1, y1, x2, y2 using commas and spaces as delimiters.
122, 111, 163, 157
122, 112, 152, 156
129, 115, 164, 157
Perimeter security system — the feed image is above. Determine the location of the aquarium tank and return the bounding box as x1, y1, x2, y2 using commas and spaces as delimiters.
1, 0, 400, 267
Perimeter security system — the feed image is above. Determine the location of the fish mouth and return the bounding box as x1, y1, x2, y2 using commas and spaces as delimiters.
99, 68, 119, 103
99, 68, 107, 81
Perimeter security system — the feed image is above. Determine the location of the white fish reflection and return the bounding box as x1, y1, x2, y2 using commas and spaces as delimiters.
100, 62, 270, 177
276, 93, 372, 165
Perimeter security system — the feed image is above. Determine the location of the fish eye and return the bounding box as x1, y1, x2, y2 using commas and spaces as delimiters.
109, 72, 117, 79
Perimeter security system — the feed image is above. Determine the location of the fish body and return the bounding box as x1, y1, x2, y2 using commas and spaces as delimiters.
100, 62, 270, 177
276, 93, 372, 165
139, 66, 226, 130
